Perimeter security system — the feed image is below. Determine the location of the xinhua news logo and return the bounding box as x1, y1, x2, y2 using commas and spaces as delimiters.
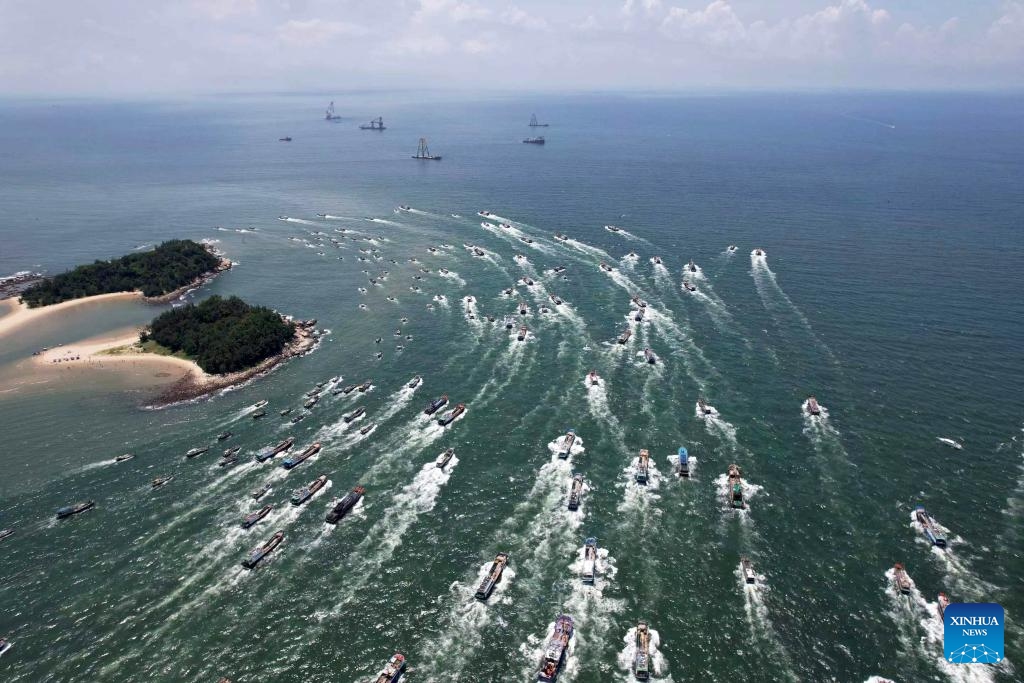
944, 603, 1004, 664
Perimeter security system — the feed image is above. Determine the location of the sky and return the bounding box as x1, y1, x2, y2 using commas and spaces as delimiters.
1, 0, 1022, 95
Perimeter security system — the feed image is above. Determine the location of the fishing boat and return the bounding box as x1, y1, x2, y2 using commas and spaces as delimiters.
341, 384, 358, 395
550, 294, 563, 306
937, 437, 963, 450
696, 397, 715, 416
914, 505, 947, 548
892, 562, 912, 595
518, 325, 528, 341
151, 476, 173, 489
504, 315, 515, 329
251, 483, 272, 500
219, 453, 240, 468
682, 280, 696, 292
605, 225, 622, 233
325, 486, 365, 524
634, 307, 645, 322
217, 432, 233, 441
529, 114, 549, 127
805, 396, 822, 416
435, 448, 455, 469
676, 446, 690, 477
359, 423, 375, 436
478, 210, 493, 217
557, 430, 577, 459
631, 295, 647, 308
473, 247, 485, 257
523, 136, 545, 144
519, 301, 529, 315
643, 348, 657, 364
223, 446, 241, 458
0, 638, 11, 658
633, 621, 651, 680
618, 328, 632, 344
554, 233, 569, 241
358, 380, 373, 392
727, 464, 744, 509
242, 504, 273, 529
587, 370, 600, 386
281, 442, 322, 470
373, 653, 407, 683
324, 101, 341, 121
581, 537, 598, 584
938, 592, 950, 619
652, 256, 663, 265
599, 262, 613, 272
115, 453, 135, 463
475, 552, 510, 600
424, 394, 449, 415
686, 260, 697, 273
360, 116, 386, 130
242, 531, 284, 569
412, 137, 442, 160
185, 447, 209, 459
741, 557, 757, 584
728, 245, 737, 252
252, 409, 267, 419
256, 436, 296, 463
290, 414, 306, 424
536, 615, 574, 682
344, 407, 366, 423
253, 400, 269, 409
56, 501, 95, 519
0, 529, 14, 543
304, 396, 319, 410
754, 248, 765, 257
567, 473, 584, 511
408, 376, 422, 389
437, 403, 466, 426
291, 475, 328, 506
635, 449, 650, 484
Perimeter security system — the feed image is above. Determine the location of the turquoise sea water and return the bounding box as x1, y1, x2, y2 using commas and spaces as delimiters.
0, 92, 1022, 682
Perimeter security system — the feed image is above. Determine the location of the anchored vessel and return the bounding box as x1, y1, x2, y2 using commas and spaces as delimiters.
892, 563, 912, 594
281, 442, 322, 470
435, 448, 455, 469
914, 505, 947, 548
412, 137, 442, 160
424, 394, 449, 415
256, 436, 296, 463
727, 464, 745, 509
325, 101, 341, 120
529, 113, 549, 127
805, 396, 822, 416
325, 486, 365, 524
242, 504, 273, 529
537, 615, 574, 682
567, 473, 584, 510
360, 116, 386, 130
475, 552, 510, 600
741, 557, 757, 584
291, 475, 328, 506
524, 136, 545, 144
242, 531, 284, 569
634, 621, 651, 681
438, 403, 466, 426
373, 653, 407, 683
57, 501, 95, 519
676, 447, 690, 477
581, 537, 598, 584
635, 449, 650, 484
557, 430, 577, 459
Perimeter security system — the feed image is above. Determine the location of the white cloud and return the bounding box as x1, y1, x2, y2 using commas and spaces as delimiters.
661, 1, 746, 47
382, 34, 451, 56
987, 1, 1024, 59
462, 38, 493, 54
193, 0, 258, 21
499, 6, 549, 31
277, 19, 372, 46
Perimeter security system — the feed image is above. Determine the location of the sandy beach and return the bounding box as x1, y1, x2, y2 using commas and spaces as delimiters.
32, 331, 207, 378
0, 292, 145, 340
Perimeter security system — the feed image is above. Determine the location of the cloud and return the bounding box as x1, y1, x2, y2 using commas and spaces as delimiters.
382, 34, 451, 56
499, 6, 549, 31
987, 1, 1024, 59
277, 19, 372, 46
660, 1, 746, 47
193, 0, 258, 21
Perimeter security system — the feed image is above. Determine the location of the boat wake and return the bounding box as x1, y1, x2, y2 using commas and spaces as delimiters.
737, 564, 798, 682
437, 269, 466, 287
616, 626, 672, 682
713, 472, 764, 516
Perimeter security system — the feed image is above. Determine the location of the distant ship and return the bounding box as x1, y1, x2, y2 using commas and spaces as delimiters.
475, 552, 510, 600
242, 531, 284, 569
360, 116, 386, 130
412, 137, 442, 160
373, 653, 407, 683
325, 101, 341, 121
529, 113, 549, 128
536, 615, 573, 682
325, 486, 365, 524
567, 473, 584, 510
523, 136, 545, 145
633, 620, 651, 680
279, 136, 292, 142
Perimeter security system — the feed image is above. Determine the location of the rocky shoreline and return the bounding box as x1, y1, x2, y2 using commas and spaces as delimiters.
148, 318, 326, 408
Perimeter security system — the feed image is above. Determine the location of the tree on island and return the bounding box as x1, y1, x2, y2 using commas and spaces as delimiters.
20, 240, 221, 307
142, 295, 296, 375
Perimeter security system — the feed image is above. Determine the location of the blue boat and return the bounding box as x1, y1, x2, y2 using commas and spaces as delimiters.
676, 447, 689, 477
537, 615, 574, 682
914, 505, 947, 548
281, 442, 321, 470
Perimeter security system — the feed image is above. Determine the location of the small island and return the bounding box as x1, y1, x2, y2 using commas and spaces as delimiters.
19, 239, 229, 307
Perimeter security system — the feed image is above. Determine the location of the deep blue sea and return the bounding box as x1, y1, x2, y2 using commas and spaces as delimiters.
0, 91, 1022, 682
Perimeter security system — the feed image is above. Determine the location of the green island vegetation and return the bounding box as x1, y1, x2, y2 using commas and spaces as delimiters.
20, 239, 221, 307
141, 295, 296, 375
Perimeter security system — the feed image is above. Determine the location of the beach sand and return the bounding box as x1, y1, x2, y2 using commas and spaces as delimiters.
32, 331, 208, 379
0, 292, 145, 340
